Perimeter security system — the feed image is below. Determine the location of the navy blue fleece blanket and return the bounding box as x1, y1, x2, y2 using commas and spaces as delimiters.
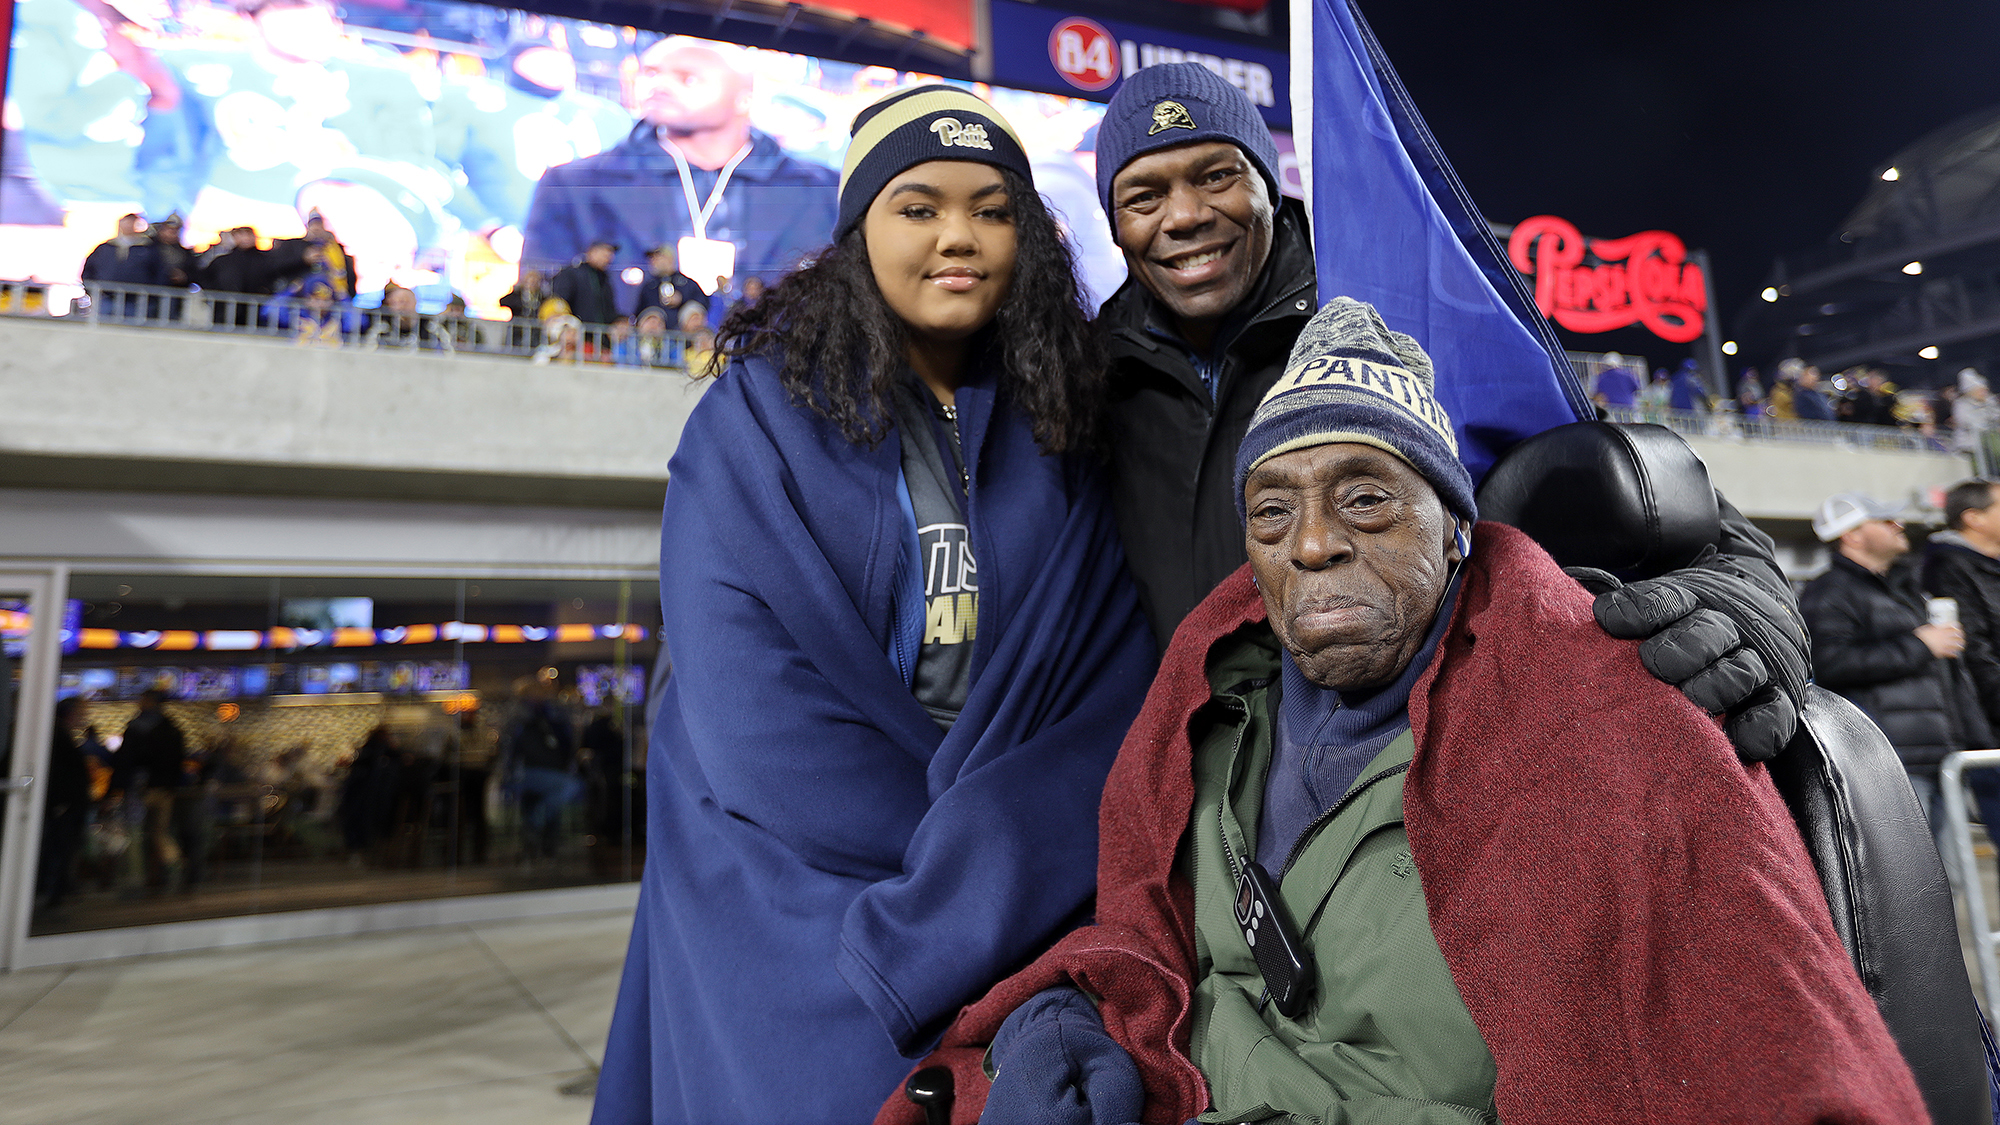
591, 353, 1155, 1125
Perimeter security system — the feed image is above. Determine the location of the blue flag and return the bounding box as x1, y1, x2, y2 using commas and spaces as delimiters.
1294, 0, 1590, 480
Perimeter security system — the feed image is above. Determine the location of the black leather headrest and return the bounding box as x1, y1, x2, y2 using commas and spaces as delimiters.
1474, 421, 1720, 581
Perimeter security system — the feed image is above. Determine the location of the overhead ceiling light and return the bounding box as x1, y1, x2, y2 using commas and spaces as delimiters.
1903, 261, 1924, 275
1761, 287, 1780, 302
1722, 341, 1738, 355
1882, 167, 1901, 181
1920, 346, 1941, 359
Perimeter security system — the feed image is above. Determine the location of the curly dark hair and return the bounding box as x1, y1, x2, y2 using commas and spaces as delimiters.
708, 168, 1106, 455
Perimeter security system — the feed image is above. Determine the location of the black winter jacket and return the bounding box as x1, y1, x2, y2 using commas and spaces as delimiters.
1099, 200, 1794, 650
1099, 199, 1316, 648
1923, 532, 2000, 728
551, 261, 619, 327
1802, 552, 1991, 770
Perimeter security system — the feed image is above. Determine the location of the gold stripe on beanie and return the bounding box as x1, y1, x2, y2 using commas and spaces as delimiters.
1265, 353, 1458, 450
840, 88, 1028, 195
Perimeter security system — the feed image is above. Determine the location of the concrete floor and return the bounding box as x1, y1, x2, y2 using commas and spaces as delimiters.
3, 834, 1996, 1125
0, 909, 630, 1125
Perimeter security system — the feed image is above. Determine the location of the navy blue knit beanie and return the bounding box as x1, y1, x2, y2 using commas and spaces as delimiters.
836, 85, 1035, 241
1095, 63, 1281, 223
1235, 297, 1477, 525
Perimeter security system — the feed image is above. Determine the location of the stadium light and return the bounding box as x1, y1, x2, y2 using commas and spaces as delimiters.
1903, 261, 1924, 276
1761, 287, 1780, 302
1882, 167, 1901, 181
1920, 346, 1941, 360
1722, 341, 1738, 355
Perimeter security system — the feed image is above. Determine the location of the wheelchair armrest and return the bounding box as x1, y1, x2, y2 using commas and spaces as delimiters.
1774, 687, 1990, 1124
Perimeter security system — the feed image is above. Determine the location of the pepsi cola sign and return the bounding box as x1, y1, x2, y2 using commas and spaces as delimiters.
1506, 215, 1708, 344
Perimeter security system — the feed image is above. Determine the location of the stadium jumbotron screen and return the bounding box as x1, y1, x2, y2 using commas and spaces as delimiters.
0, 0, 1221, 316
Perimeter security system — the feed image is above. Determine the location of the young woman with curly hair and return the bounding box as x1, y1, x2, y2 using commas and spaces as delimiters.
592, 87, 1155, 1124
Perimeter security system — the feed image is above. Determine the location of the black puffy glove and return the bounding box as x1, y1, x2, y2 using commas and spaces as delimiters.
1566, 546, 1811, 762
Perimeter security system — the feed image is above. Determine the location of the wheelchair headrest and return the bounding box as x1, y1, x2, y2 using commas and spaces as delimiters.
1474, 421, 1720, 581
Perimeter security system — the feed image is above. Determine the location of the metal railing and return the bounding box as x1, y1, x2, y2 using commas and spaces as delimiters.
1942, 749, 2000, 1017
0, 279, 705, 370
1604, 405, 1962, 456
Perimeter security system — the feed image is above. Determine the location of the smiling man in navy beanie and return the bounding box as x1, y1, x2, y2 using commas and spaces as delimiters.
1092, 62, 1808, 762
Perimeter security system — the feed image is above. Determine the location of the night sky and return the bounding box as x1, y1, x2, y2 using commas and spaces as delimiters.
1362, 0, 2000, 363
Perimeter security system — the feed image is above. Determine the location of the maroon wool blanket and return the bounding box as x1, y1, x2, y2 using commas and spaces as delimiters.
879, 522, 1926, 1125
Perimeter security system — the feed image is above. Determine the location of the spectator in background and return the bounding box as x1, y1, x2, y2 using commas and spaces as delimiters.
1794, 364, 1836, 421
1801, 492, 1989, 872
532, 313, 586, 364
1922, 477, 2000, 837
1954, 369, 1997, 467
1767, 358, 1800, 420
499, 266, 554, 350
371, 283, 431, 348
518, 35, 839, 302
1668, 357, 1709, 412
606, 315, 638, 365
739, 275, 766, 307
505, 680, 579, 862
1591, 351, 1639, 410
151, 213, 193, 288
632, 307, 673, 368
269, 212, 357, 302
551, 239, 619, 326
632, 244, 705, 322
677, 300, 713, 374
1846, 368, 1897, 427
80, 213, 165, 318
338, 725, 402, 861
197, 226, 276, 327
1736, 367, 1765, 418
115, 689, 197, 891
36, 697, 90, 912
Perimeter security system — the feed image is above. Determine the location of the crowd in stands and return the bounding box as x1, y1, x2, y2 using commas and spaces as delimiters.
68, 213, 749, 370
1591, 351, 1998, 459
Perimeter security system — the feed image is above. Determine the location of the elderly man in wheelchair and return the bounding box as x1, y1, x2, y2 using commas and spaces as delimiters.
883, 298, 1992, 1125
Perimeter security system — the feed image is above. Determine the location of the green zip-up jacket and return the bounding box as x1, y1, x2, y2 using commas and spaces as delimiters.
1185, 629, 1497, 1124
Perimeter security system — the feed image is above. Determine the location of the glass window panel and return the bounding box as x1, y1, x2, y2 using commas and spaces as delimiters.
36, 573, 656, 935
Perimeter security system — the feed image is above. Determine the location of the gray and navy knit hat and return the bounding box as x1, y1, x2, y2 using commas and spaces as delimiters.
1094, 62, 1281, 223
1234, 297, 1476, 523
835, 85, 1034, 241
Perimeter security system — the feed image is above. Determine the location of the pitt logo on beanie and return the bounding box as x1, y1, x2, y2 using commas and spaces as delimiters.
929, 118, 994, 150
835, 85, 1034, 240
1095, 62, 1281, 223
1234, 297, 1477, 524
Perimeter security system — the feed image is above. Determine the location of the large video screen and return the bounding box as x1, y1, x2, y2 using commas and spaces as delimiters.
1, 0, 1295, 316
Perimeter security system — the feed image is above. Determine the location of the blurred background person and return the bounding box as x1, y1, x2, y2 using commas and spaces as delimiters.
1592, 351, 1639, 410
503, 679, 578, 863
36, 697, 91, 913
551, 239, 619, 326
499, 266, 554, 350
1794, 364, 1836, 421
80, 212, 164, 319
519, 35, 837, 308
630, 243, 704, 322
